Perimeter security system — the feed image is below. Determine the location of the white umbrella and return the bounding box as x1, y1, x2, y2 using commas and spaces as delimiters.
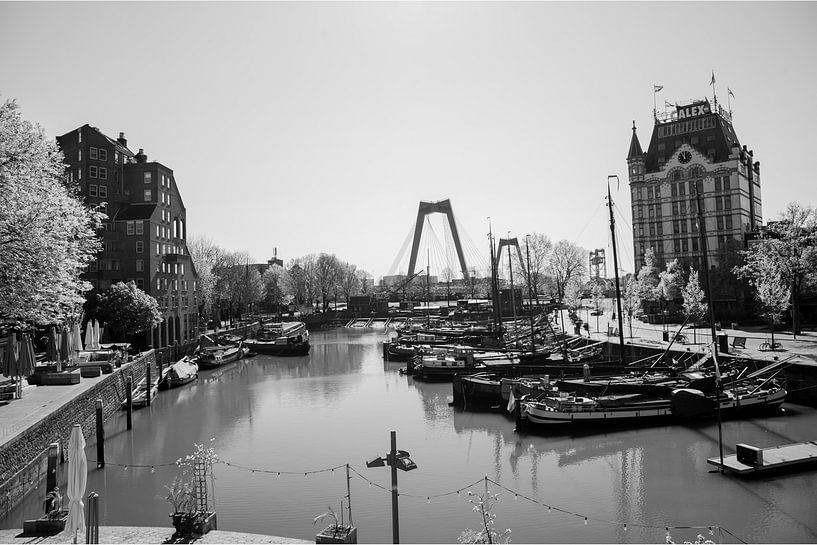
72, 324, 82, 361
92, 320, 101, 350
65, 424, 87, 543
84, 326, 92, 351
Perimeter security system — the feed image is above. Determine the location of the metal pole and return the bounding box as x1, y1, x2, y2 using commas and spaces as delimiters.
607, 176, 626, 364
47, 443, 60, 495
346, 464, 354, 527
145, 361, 151, 407
693, 180, 719, 350
95, 400, 104, 468
525, 236, 536, 351
390, 430, 399, 544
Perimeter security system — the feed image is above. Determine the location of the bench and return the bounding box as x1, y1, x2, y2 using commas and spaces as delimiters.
40, 369, 81, 385
79, 366, 102, 378
731, 336, 746, 349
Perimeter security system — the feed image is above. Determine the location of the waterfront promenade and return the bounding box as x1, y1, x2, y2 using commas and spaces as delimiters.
0, 526, 311, 544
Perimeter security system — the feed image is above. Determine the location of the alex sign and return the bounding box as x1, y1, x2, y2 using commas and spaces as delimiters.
676, 101, 711, 119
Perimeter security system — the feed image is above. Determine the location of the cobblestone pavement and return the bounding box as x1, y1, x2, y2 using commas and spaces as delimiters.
0, 526, 311, 544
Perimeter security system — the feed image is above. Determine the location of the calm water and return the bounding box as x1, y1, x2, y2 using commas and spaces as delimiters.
4, 329, 817, 543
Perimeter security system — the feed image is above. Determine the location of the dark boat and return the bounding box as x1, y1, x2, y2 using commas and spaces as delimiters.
195, 341, 247, 370
158, 357, 199, 390
244, 321, 310, 356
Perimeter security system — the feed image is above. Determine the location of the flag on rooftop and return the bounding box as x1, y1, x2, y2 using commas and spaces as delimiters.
654, 85, 663, 93
710, 71, 716, 85
728, 87, 735, 98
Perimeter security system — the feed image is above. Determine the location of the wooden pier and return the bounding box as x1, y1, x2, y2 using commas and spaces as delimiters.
707, 441, 817, 475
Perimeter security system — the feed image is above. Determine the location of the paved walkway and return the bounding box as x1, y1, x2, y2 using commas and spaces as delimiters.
0, 526, 311, 544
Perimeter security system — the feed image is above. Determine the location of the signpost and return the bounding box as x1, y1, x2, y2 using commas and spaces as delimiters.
366, 431, 417, 544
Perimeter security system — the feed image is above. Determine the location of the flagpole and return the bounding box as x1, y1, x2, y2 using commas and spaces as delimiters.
711, 70, 717, 110
727, 88, 733, 116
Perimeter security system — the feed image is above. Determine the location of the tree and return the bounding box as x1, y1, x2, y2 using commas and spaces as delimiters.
261, 264, 288, 314
187, 236, 225, 322
338, 262, 361, 303
636, 248, 661, 315
590, 281, 605, 333
96, 281, 161, 342
754, 266, 791, 348
548, 240, 587, 302
313, 253, 341, 311
520, 233, 553, 302
0, 98, 104, 327
682, 269, 707, 344
658, 258, 684, 327
734, 202, 817, 335
621, 274, 640, 338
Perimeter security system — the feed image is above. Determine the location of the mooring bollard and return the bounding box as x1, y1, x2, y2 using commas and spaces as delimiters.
125, 375, 133, 430
46, 442, 60, 493
95, 399, 104, 468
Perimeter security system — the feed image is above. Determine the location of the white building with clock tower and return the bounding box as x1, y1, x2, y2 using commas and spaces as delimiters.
627, 97, 762, 277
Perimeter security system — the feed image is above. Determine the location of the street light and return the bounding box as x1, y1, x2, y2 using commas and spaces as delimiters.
366, 430, 417, 544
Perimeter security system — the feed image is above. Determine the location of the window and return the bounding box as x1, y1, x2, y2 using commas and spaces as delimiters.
181, 263, 185, 275
156, 225, 160, 238
637, 187, 643, 200
716, 197, 723, 211
673, 220, 680, 234
680, 201, 686, 215
136, 241, 144, 253
156, 242, 160, 255
724, 177, 731, 190
144, 189, 152, 201
162, 263, 166, 274
161, 192, 165, 205
136, 259, 144, 272
78, 169, 82, 180
638, 225, 644, 236
78, 129, 81, 143
673, 239, 681, 252
111, 259, 121, 271
671, 202, 678, 215
99, 167, 107, 180
127, 221, 134, 235
681, 219, 687, 233
78, 149, 82, 161
655, 186, 661, 198
678, 183, 685, 196
98, 185, 107, 198
114, 151, 119, 163
167, 193, 171, 206
717, 216, 724, 230
136, 278, 144, 289
648, 206, 654, 218
724, 196, 731, 210
692, 238, 699, 251
715, 178, 722, 191
144, 172, 152, 184
682, 238, 689, 251
135, 221, 143, 235
157, 278, 161, 290
161, 209, 165, 222
90, 147, 98, 160
89, 166, 98, 178
649, 223, 656, 236
647, 187, 653, 200
671, 183, 677, 197
99, 148, 107, 161
638, 207, 643, 219
89, 184, 97, 197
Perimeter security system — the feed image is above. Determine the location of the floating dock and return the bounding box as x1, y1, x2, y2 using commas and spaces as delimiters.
707, 441, 817, 475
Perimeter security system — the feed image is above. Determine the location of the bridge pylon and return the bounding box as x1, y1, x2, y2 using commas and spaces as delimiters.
406, 199, 470, 282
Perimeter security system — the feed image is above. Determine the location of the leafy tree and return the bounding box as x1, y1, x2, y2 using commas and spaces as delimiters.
338, 262, 361, 303
548, 240, 587, 302
754, 266, 791, 348
658, 258, 684, 322
734, 202, 817, 335
96, 281, 161, 342
261, 264, 288, 314
0, 98, 103, 327
518, 233, 552, 302
187, 236, 225, 321
313, 253, 341, 311
682, 269, 707, 344
636, 248, 661, 314
621, 274, 640, 338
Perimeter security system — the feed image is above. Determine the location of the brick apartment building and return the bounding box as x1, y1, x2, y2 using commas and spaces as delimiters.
57, 125, 200, 348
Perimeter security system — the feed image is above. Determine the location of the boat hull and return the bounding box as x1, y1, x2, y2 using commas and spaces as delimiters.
244, 340, 310, 356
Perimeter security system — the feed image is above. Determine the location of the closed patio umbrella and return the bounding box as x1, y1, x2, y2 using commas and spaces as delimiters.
65, 424, 87, 544
72, 324, 82, 361
92, 320, 100, 350
2, 332, 18, 379
46, 326, 58, 363
17, 333, 36, 397
84, 325, 92, 351
60, 326, 71, 367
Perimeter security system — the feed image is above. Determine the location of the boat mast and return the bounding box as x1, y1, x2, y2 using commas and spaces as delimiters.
507, 233, 518, 346
426, 248, 431, 328
607, 175, 626, 364
525, 235, 536, 352
488, 219, 503, 337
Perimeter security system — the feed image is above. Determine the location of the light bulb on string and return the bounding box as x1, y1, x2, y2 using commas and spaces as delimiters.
584, 517, 588, 525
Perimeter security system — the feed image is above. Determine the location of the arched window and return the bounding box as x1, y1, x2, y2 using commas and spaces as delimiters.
180, 218, 185, 240
173, 219, 179, 239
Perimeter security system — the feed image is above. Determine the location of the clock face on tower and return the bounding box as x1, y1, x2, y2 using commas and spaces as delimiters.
678, 150, 692, 164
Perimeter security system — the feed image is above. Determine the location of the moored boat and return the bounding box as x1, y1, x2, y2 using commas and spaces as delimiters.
195, 342, 247, 370
244, 321, 310, 356
158, 357, 199, 390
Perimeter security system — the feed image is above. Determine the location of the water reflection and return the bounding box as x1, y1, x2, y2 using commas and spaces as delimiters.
2, 329, 817, 543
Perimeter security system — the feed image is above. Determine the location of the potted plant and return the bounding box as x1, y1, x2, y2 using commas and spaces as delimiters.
164, 442, 218, 539
314, 504, 357, 544
22, 487, 69, 536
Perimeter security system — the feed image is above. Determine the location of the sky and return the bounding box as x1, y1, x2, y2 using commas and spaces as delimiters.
2, 1, 816, 280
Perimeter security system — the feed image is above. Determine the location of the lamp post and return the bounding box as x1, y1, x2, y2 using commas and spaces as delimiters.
366, 430, 417, 544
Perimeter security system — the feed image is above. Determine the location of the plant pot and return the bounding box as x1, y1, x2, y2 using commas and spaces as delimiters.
171, 511, 217, 538
316, 524, 357, 544
22, 509, 69, 536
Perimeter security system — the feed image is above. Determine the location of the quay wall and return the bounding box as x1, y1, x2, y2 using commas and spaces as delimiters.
0, 351, 155, 520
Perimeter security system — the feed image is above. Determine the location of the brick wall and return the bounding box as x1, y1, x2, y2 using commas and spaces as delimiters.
0, 350, 156, 519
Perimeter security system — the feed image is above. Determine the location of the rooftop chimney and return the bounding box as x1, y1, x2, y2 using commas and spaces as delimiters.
135, 148, 147, 163
117, 132, 127, 148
